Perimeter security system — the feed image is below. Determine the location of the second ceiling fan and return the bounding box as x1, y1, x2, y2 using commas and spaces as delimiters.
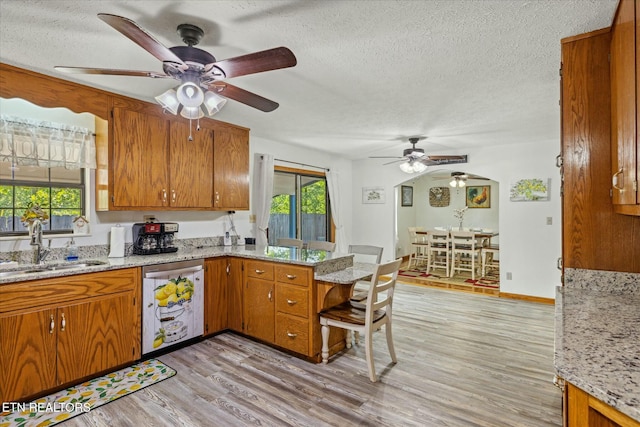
370, 137, 468, 173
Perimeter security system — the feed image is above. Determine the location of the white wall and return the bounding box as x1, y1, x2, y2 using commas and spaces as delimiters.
353, 139, 562, 299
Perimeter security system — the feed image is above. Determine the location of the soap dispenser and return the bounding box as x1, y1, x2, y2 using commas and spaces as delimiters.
66, 238, 79, 261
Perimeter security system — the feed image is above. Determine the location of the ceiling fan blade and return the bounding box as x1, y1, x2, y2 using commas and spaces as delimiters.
209, 82, 279, 112
98, 13, 186, 66
54, 66, 172, 78
206, 47, 297, 79
420, 155, 468, 166
383, 159, 407, 166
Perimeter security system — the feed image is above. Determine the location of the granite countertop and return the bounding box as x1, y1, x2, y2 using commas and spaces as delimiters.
0, 245, 356, 285
315, 262, 376, 284
555, 286, 640, 422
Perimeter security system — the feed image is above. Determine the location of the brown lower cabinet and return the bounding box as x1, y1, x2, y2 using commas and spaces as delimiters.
566, 383, 640, 427
240, 259, 316, 358
0, 268, 141, 403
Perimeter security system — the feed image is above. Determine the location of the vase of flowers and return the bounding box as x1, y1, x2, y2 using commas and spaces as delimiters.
453, 207, 468, 230
21, 203, 49, 235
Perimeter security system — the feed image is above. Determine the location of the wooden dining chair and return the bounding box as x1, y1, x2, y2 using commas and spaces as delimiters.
348, 244, 384, 305
320, 258, 402, 382
348, 244, 383, 264
276, 238, 304, 249
407, 227, 429, 269
449, 231, 482, 280
307, 240, 336, 251
425, 229, 450, 276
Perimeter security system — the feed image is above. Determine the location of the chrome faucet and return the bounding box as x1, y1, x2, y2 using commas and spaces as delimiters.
30, 219, 50, 264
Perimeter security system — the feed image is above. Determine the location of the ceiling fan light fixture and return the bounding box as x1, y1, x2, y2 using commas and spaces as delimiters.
399, 161, 427, 174
176, 81, 204, 108
203, 91, 227, 116
450, 177, 466, 187
399, 162, 414, 173
179, 105, 205, 120
155, 89, 180, 115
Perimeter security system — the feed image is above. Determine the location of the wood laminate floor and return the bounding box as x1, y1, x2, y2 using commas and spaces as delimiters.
65, 283, 561, 427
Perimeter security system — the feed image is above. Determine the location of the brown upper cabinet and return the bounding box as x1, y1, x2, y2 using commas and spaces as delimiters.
100, 95, 249, 211
106, 101, 215, 210
0, 63, 250, 212
610, 0, 640, 216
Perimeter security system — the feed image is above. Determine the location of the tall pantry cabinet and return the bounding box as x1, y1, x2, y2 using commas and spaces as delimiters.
610, 0, 640, 214
561, 29, 640, 274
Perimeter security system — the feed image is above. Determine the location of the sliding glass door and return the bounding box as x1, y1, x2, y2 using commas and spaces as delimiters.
269, 169, 331, 245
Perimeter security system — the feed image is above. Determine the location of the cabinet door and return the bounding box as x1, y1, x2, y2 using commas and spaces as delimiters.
204, 258, 228, 335
244, 277, 274, 342
213, 126, 250, 210
112, 107, 169, 208
0, 307, 57, 402
611, 0, 638, 206
170, 122, 214, 208
227, 258, 244, 332
56, 293, 136, 385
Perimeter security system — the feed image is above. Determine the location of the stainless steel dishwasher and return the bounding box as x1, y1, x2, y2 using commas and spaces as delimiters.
142, 259, 204, 354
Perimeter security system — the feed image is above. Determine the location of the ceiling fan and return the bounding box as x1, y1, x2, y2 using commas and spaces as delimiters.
54, 13, 297, 116
370, 137, 468, 173
434, 171, 490, 187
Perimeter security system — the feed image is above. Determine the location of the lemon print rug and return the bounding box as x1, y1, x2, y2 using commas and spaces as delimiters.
0, 359, 175, 427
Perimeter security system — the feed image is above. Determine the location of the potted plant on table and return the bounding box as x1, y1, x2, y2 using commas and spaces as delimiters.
453, 207, 468, 231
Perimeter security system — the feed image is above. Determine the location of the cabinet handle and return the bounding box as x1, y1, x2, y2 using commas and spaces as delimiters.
555, 154, 563, 168
215, 191, 220, 205
268, 289, 273, 302
286, 274, 297, 280
162, 189, 168, 204
171, 189, 176, 203
226, 264, 230, 275
286, 332, 297, 338
49, 314, 55, 334
255, 269, 265, 275
612, 168, 624, 191
287, 299, 297, 305
60, 313, 66, 332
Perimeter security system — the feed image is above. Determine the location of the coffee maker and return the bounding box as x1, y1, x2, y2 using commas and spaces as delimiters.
132, 222, 179, 255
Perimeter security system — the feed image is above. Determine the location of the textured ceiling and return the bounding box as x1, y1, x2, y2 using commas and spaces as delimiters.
0, 0, 618, 160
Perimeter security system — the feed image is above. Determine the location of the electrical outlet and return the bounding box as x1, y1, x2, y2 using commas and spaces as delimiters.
506, 272, 513, 280
546, 217, 553, 225
249, 214, 256, 223
143, 215, 156, 222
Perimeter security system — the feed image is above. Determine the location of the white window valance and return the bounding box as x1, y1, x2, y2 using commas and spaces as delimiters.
0, 115, 96, 169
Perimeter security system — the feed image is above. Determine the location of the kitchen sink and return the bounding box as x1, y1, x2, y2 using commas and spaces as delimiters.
0, 261, 107, 278
49, 261, 106, 270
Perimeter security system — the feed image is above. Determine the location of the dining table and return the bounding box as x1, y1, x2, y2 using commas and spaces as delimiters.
415, 229, 499, 246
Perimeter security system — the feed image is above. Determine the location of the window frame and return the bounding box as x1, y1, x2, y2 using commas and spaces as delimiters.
270, 166, 333, 244
0, 167, 91, 239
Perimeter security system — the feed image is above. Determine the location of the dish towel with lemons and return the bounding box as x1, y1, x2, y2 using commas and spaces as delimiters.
0, 359, 175, 427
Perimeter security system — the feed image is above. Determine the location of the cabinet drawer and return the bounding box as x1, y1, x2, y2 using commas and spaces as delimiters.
275, 313, 309, 355
0, 268, 140, 314
246, 260, 274, 280
275, 265, 310, 287
276, 283, 308, 318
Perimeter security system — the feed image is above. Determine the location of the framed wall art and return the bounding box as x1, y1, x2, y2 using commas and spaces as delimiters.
509, 178, 550, 201
429, 186, 450, 207
362, 186, 386, 204
401, 185, 413, 207
466, 185, 491, 208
